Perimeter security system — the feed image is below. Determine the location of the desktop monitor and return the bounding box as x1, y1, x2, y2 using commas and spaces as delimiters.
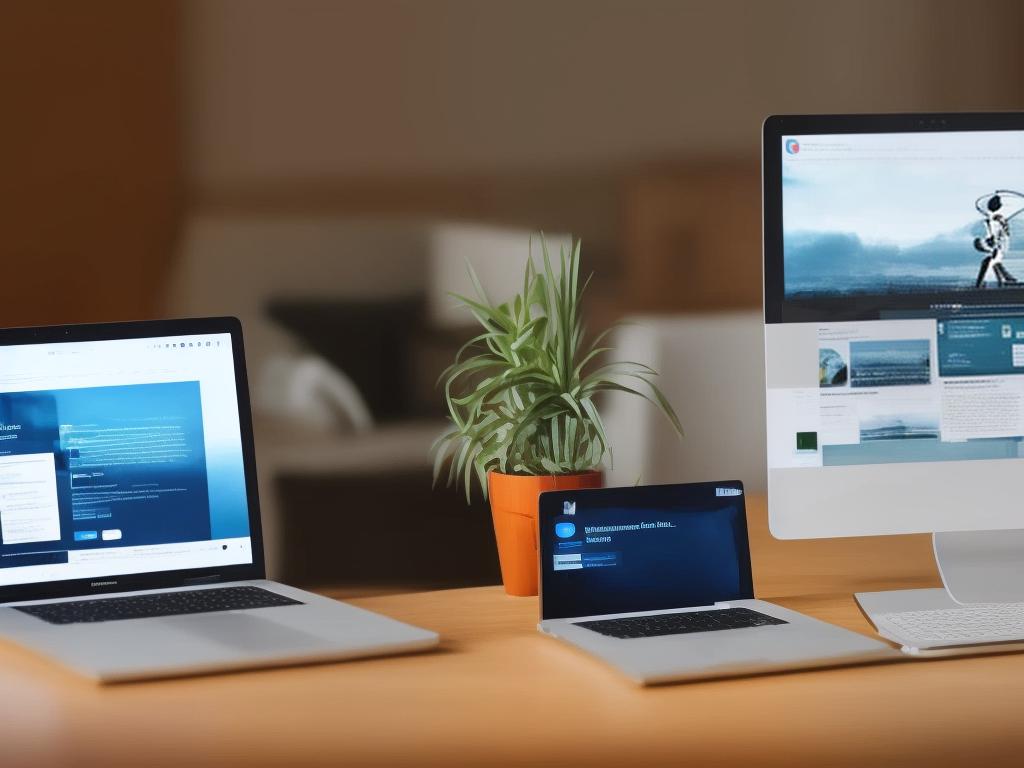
763, 113, 1024, 542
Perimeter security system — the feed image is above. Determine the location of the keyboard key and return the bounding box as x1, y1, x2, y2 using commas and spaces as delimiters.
14, 586, 302, 625
575, 607, 787, 639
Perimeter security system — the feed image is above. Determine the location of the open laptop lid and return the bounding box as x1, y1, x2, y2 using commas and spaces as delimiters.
0, 317, 265, 604
539, 482, 753, 621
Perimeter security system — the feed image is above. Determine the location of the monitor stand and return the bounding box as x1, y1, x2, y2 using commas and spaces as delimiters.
856, 530, 1024, 620
933, 529, 1024, 604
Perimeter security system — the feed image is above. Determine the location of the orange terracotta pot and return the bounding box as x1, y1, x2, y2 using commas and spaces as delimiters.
487, 470, 603, 596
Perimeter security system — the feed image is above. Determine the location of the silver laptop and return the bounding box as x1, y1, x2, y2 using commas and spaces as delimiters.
0, 317, 437, 682
538, 482, 897, 684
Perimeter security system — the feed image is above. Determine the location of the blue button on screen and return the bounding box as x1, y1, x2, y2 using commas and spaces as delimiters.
555, 522, 576, 539
74, 531, 98, 541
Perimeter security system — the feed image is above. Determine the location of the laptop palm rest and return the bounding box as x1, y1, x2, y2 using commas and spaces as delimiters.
160, 612, 326, 653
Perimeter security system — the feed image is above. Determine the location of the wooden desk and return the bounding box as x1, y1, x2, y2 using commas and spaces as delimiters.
3, 496, 1020, 768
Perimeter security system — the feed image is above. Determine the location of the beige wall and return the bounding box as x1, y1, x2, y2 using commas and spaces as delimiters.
184, 0, 1024, 192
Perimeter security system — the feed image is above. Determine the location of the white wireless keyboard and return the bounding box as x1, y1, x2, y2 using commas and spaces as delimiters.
874, 603, 1024, 650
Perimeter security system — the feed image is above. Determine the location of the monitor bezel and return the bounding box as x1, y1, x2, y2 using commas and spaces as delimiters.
763, 111, 1024, 324
0, 316, 266, 604
537, 481, 754, 621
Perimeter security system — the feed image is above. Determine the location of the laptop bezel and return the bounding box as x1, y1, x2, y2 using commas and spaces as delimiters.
0, 316, 266, 604
763, 110, 1024, 325
537, 481, 754, 622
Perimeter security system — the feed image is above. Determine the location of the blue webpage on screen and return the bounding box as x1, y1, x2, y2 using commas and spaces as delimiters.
0, 332, 253, 587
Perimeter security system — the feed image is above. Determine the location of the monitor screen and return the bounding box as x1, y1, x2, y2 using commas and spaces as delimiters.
764, 118, 1024, 537
539, 483, 752, 621
0, 332, 253, 588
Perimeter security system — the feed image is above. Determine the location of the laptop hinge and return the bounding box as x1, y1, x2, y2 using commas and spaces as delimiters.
183, 574, 221, 586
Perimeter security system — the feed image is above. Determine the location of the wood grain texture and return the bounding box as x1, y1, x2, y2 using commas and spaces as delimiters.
1, 494, 1019, 768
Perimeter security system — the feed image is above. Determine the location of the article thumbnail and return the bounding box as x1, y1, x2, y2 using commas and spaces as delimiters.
849, 339, 931, 388
859, 414, 940, 442
819, 347, 848, 388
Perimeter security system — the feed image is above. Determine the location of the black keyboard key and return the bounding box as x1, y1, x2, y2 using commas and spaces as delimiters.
14, 586, 302, 625
575, 607, 787, 639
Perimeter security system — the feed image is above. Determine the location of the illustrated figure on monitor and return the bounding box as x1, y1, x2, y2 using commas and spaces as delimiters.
974, 190, 1024, 288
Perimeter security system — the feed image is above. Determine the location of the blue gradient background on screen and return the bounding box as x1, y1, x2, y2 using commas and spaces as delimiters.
192, 337, 251, 540
206, 449, 249, 538
56, 382, 212, 545
59, 377, 251, 540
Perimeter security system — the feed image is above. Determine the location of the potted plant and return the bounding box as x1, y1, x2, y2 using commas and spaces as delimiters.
433, 237, 682, 596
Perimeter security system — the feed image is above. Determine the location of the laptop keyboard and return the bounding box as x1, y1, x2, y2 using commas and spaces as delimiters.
14, 586, 303, 625
575, 607, 788, 639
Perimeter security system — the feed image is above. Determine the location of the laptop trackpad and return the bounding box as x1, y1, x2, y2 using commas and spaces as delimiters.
161, 613, 326, 653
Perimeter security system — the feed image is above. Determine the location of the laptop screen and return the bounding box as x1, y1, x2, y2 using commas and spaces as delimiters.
539, 482, 753, 621
0, 332, 253, 589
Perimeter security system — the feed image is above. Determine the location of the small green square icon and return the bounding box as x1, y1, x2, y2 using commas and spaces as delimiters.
796, 431, 818, 451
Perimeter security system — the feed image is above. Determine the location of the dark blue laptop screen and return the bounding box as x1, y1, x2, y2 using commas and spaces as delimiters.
540, 482, 753, 620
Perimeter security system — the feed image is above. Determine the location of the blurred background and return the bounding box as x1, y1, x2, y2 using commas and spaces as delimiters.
5, 0, 1023, 592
